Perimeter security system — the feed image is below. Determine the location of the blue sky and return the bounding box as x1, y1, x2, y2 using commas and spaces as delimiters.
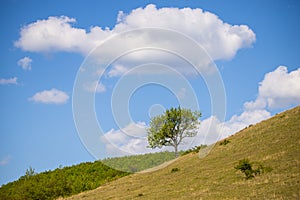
1, 0, 300, 185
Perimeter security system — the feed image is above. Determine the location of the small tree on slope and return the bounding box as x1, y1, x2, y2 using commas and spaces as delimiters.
147, 107, 201, 157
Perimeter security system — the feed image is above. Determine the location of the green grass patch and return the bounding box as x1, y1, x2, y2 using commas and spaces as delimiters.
102, 151, 176, 173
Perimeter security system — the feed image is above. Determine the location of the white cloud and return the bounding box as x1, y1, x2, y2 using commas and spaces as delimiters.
95, 83, 106, 93
84, 81, 106, 93
102, 122, 168, 156
245, 66, 300, 110
221, 109, 271, 137
114, 5, 255, 60
0, 156, 11, 166
15, 5, 255, 64
108, 65, 128, 77
15, 5, 255, 81
203, 66, 300, 144
177, 88, 187, 100
15, 16, 110, 55
29, 88, 69, 104
182, 116, 221, 148
197, 66, 300, 146
103, 110, 268, 156
244, 98, 266, 110
185, 109, 271, 147
0, 77, 18, 85
17, 56, 32, 70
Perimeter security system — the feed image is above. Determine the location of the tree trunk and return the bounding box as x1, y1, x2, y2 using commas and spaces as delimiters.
174, 144, 179, 158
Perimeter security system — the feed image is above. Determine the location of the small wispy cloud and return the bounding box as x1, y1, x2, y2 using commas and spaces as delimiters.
0, 156, 11, 166
108, 65, 128, 78
177, 88, 187, 100
0, 77, 18, 85
29, 88, 69, 104
17, 56, 32, 70
84, 81, 106, 93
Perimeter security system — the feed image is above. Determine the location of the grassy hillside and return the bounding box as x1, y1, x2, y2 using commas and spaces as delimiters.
0, 151, 177, 199
66, 106, 300, 199
0, 161, 129, 200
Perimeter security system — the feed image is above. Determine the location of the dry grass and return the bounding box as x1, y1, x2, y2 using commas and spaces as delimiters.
65, 106, 300, 200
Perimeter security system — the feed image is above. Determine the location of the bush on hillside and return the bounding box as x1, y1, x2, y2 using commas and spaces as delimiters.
171, 168, 180, 172
219, 139, 230, 146
235, 159, 272, 180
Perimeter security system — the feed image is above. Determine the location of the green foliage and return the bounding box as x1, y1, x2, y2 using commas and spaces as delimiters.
0, 161, 129, 200
102, 151, 176, 173
235, 159, 255, 179
0, 151, 178, 200
18, 166, 36, 180
147, 106, 201, 157
219, 139, 230, 146
181, 145, 207, 156
235, 159, 272, 180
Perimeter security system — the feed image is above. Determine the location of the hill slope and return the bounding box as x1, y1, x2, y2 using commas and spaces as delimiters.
0, 161, 129, 200
0, 151, 178, 200
66, 106, 300, 199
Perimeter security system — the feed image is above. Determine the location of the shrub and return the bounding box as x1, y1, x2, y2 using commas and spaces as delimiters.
171, 168, 180, 172
235, 159, 254, 179
219, 139, 230, 146
235, 159, 272, 180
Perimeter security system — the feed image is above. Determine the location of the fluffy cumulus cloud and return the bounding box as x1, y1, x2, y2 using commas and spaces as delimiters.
29, 88, 69, 104
219, 109, 271, 138
202, 66, 300, 144
15, 16, 111, 55
102, 122, 161, 156
115, 5, 255, 60
183, 109, 271, 147
15, 4, 255, 62
0, 77, 18, 85
200, 66, 300, 145
245, 66, 300, 110
17, 56, 32, 70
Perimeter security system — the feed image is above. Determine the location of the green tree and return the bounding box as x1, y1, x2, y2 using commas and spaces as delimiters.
19, 166, 36, 180
147, 107, 201, 157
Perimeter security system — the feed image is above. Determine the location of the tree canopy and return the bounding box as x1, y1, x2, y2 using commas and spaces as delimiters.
147, 106, 201, 157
